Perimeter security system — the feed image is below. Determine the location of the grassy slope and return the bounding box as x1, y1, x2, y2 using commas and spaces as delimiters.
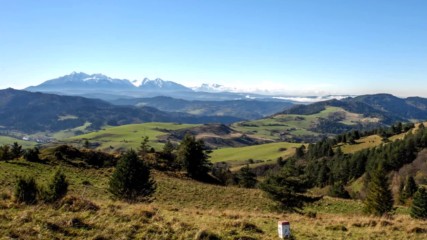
0, 136, 36, 148
232, 106, 369, 141
52, 121, 92, 140
0, 159, 425, 239
210, 142, 302, 164
339, 122, 427, 154
339, 135, 383, 154
66, 122, 199, 152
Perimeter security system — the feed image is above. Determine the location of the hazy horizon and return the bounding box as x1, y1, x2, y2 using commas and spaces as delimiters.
1, 1, 426, 97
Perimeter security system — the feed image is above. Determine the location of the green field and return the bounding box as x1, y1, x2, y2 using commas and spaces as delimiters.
210, 142, 302, 164
66, 122, 199, 152
0, 136, 36, 148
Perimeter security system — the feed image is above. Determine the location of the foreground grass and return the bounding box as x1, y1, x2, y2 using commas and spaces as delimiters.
1, 160, 426, 239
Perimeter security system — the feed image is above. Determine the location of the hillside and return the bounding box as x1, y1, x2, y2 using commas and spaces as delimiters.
233, 106, 379, 142
282, 94, 427, 124
234, 94, 427, 143
0, 89, 242, 135
0, 158, 425, 239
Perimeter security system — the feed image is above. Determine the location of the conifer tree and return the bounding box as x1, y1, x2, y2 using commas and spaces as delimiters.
403, 176, 418, 200
363, 165, 394, 216
11, 142, 23, 159
0, 145, 11, 160
237, 165, 257, 188
410, 187, 427, 219
139, 136, 150, 159
109, 149, 156, 201
176, 134, 211, 179
260, 158, 317, 211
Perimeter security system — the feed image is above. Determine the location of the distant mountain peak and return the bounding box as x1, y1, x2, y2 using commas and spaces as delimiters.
193, 83, 233, 93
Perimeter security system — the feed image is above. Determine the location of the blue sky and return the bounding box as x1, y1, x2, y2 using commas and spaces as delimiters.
1, 0, 426, 96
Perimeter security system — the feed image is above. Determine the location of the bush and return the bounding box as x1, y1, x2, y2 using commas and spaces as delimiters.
14, 176, 38, 204
41, 170, 68, 202
23, 147, 40, 162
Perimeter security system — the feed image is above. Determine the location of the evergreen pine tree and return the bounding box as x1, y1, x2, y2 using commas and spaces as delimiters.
403, 176, 418, 200
410, 187, 427, 219
11, 142, 23, 159
363, 165, 394, 216
176, 134, 211, 179
0, 145, 11, 160
259, 158, 317, 211
295, 146, 305, 158
138, 136, 150, 159
162, 140, 174, 155
109, 149, 156, 201
84, 139, 90, 149
237, 165, 257, 188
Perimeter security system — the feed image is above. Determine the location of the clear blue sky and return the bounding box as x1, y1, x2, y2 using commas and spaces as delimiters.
1, 0, 426, 96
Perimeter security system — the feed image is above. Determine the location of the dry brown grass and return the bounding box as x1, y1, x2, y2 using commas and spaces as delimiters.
1, 160, 427, 239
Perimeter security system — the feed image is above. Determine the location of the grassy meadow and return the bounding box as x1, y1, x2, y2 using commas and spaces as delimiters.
65, 122, 199, 152
210, 142, 302, 166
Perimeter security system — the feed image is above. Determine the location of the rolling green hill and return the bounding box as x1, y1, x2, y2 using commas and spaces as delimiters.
66, 122, 199, 152
232, 106, 381, 142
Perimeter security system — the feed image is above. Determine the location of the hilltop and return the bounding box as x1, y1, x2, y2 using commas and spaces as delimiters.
234, 94, 427, 143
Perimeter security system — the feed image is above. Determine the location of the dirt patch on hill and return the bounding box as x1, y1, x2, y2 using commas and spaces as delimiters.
159, 124, 272, 149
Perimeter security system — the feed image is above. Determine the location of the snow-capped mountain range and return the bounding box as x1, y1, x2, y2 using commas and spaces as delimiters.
24, 72, 350, 102
27, 72, 191, 92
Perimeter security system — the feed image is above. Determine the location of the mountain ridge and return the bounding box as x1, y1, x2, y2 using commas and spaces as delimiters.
0, 88, 243, 134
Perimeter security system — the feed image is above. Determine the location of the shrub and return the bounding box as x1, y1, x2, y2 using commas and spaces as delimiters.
14, 176, 38, 204
23, 147, 40, 162
41, 170, 68, 202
